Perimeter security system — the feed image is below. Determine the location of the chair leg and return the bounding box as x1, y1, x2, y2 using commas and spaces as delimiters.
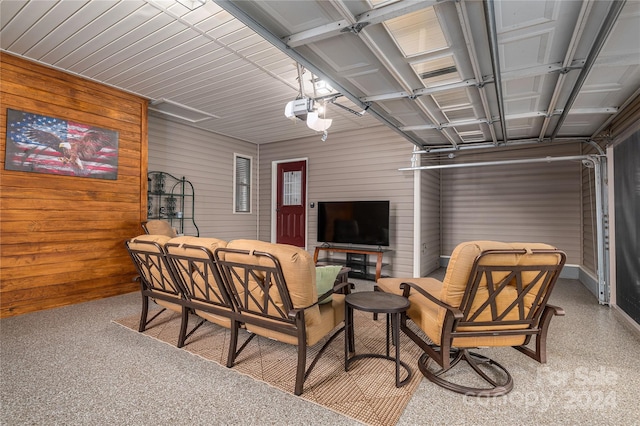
348, 307, 355, 353
514, 304, 564, 363
226, 320, 240, 368
418, 349, 514, 397
177, 308, 189, 348
138, 296, 167, 332
294, 339, 307, 396
229, 329, 257, 367
138, 295, 150, 332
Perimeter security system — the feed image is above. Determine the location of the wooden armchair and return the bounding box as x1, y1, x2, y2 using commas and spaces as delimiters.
125, 234, 191, 347
214, 239, 350, 395
377, 241, 566, 397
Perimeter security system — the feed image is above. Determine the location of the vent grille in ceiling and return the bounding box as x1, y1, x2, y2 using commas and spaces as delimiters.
149, 99, 219, 123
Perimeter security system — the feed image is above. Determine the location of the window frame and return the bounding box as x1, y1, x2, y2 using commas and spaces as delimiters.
233, 153, 252, 214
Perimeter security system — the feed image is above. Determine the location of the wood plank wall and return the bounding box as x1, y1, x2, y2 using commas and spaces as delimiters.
0, 53, 148, 318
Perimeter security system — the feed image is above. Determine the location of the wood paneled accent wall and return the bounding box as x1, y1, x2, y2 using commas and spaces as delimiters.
0, 53, 147, 318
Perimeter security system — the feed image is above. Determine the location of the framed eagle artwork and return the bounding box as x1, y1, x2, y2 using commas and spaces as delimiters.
4, 109, 119, 180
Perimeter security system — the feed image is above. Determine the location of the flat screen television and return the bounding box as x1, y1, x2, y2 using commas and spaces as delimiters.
317, 201, 390, 246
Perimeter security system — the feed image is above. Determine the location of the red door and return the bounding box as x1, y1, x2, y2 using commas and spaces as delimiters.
276, 160, 306, 247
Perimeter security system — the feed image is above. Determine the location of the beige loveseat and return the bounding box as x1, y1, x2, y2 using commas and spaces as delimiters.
126, 234, 349, 395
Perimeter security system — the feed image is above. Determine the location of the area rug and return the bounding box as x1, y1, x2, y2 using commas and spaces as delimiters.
113, 308, 424, 426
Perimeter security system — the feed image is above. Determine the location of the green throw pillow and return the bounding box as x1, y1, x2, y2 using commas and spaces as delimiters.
315, 265, 343, 304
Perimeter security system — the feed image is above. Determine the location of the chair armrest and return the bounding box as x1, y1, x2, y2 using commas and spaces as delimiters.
307, 281, 352, 308
545, 304, 565, 316
332, 281, 352, 295
400, 281, 464, 320
317, 291, 333, 304
289, 281, 352, 319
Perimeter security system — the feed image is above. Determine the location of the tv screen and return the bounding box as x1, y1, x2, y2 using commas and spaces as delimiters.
317, 201, 390, 246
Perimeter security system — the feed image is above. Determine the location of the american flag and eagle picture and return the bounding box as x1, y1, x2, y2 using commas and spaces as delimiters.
5, 109, 119, 180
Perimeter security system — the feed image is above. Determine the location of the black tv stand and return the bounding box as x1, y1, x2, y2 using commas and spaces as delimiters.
313, 246, 392, 281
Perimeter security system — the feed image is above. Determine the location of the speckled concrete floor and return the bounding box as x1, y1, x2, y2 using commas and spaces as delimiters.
2, 275, 639, 425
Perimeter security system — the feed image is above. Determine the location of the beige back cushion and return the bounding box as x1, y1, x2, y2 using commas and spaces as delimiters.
225, 239, 321, 327
128, 233, 173, 249
165, 236, 228, 299
433, 240, 560, 345
442, 241, 558, 304
144, 220, 177, 238
127, 234, 173, 283
166, 236, 228, 258
164, 236, 231, 327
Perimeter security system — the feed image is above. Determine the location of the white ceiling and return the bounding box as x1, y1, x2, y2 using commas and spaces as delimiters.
2, 0, 639, 153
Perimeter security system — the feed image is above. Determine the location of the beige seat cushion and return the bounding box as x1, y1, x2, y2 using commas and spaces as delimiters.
243, 294, 345, 346
377, 276, 444, 343
225, 240, 345, 346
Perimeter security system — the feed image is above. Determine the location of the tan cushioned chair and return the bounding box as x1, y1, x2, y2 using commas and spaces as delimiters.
215, 239, 348, 395
377, 240, 566, 397
125, 234, 191, 347
164, 236, 232, 330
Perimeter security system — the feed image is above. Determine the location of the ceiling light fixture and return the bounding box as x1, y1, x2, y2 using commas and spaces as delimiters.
284, 98, 333, 135
176, 0, 206, 10
312, 78, 333, 96
285, 65, 333, 139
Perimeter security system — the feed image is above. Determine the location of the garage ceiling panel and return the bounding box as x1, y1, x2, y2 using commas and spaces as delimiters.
0, 0, 637, 148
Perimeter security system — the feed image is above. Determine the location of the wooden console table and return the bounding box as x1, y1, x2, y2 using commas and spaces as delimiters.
313, 246, 391, 281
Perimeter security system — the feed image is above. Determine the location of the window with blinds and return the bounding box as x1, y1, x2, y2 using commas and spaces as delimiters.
233, 154, 252, 213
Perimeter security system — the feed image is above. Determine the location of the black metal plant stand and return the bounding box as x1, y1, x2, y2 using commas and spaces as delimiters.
147, 171, 199, 236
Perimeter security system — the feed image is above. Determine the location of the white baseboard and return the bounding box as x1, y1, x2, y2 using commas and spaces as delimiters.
612, 305, 640, 338
577, 266, 599, 300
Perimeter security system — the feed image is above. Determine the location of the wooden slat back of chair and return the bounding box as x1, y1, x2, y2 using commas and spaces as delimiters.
126, 237, 183, 301
215, 248, 298, 333
164, 243, 235, 316
452, 249, 566, 338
